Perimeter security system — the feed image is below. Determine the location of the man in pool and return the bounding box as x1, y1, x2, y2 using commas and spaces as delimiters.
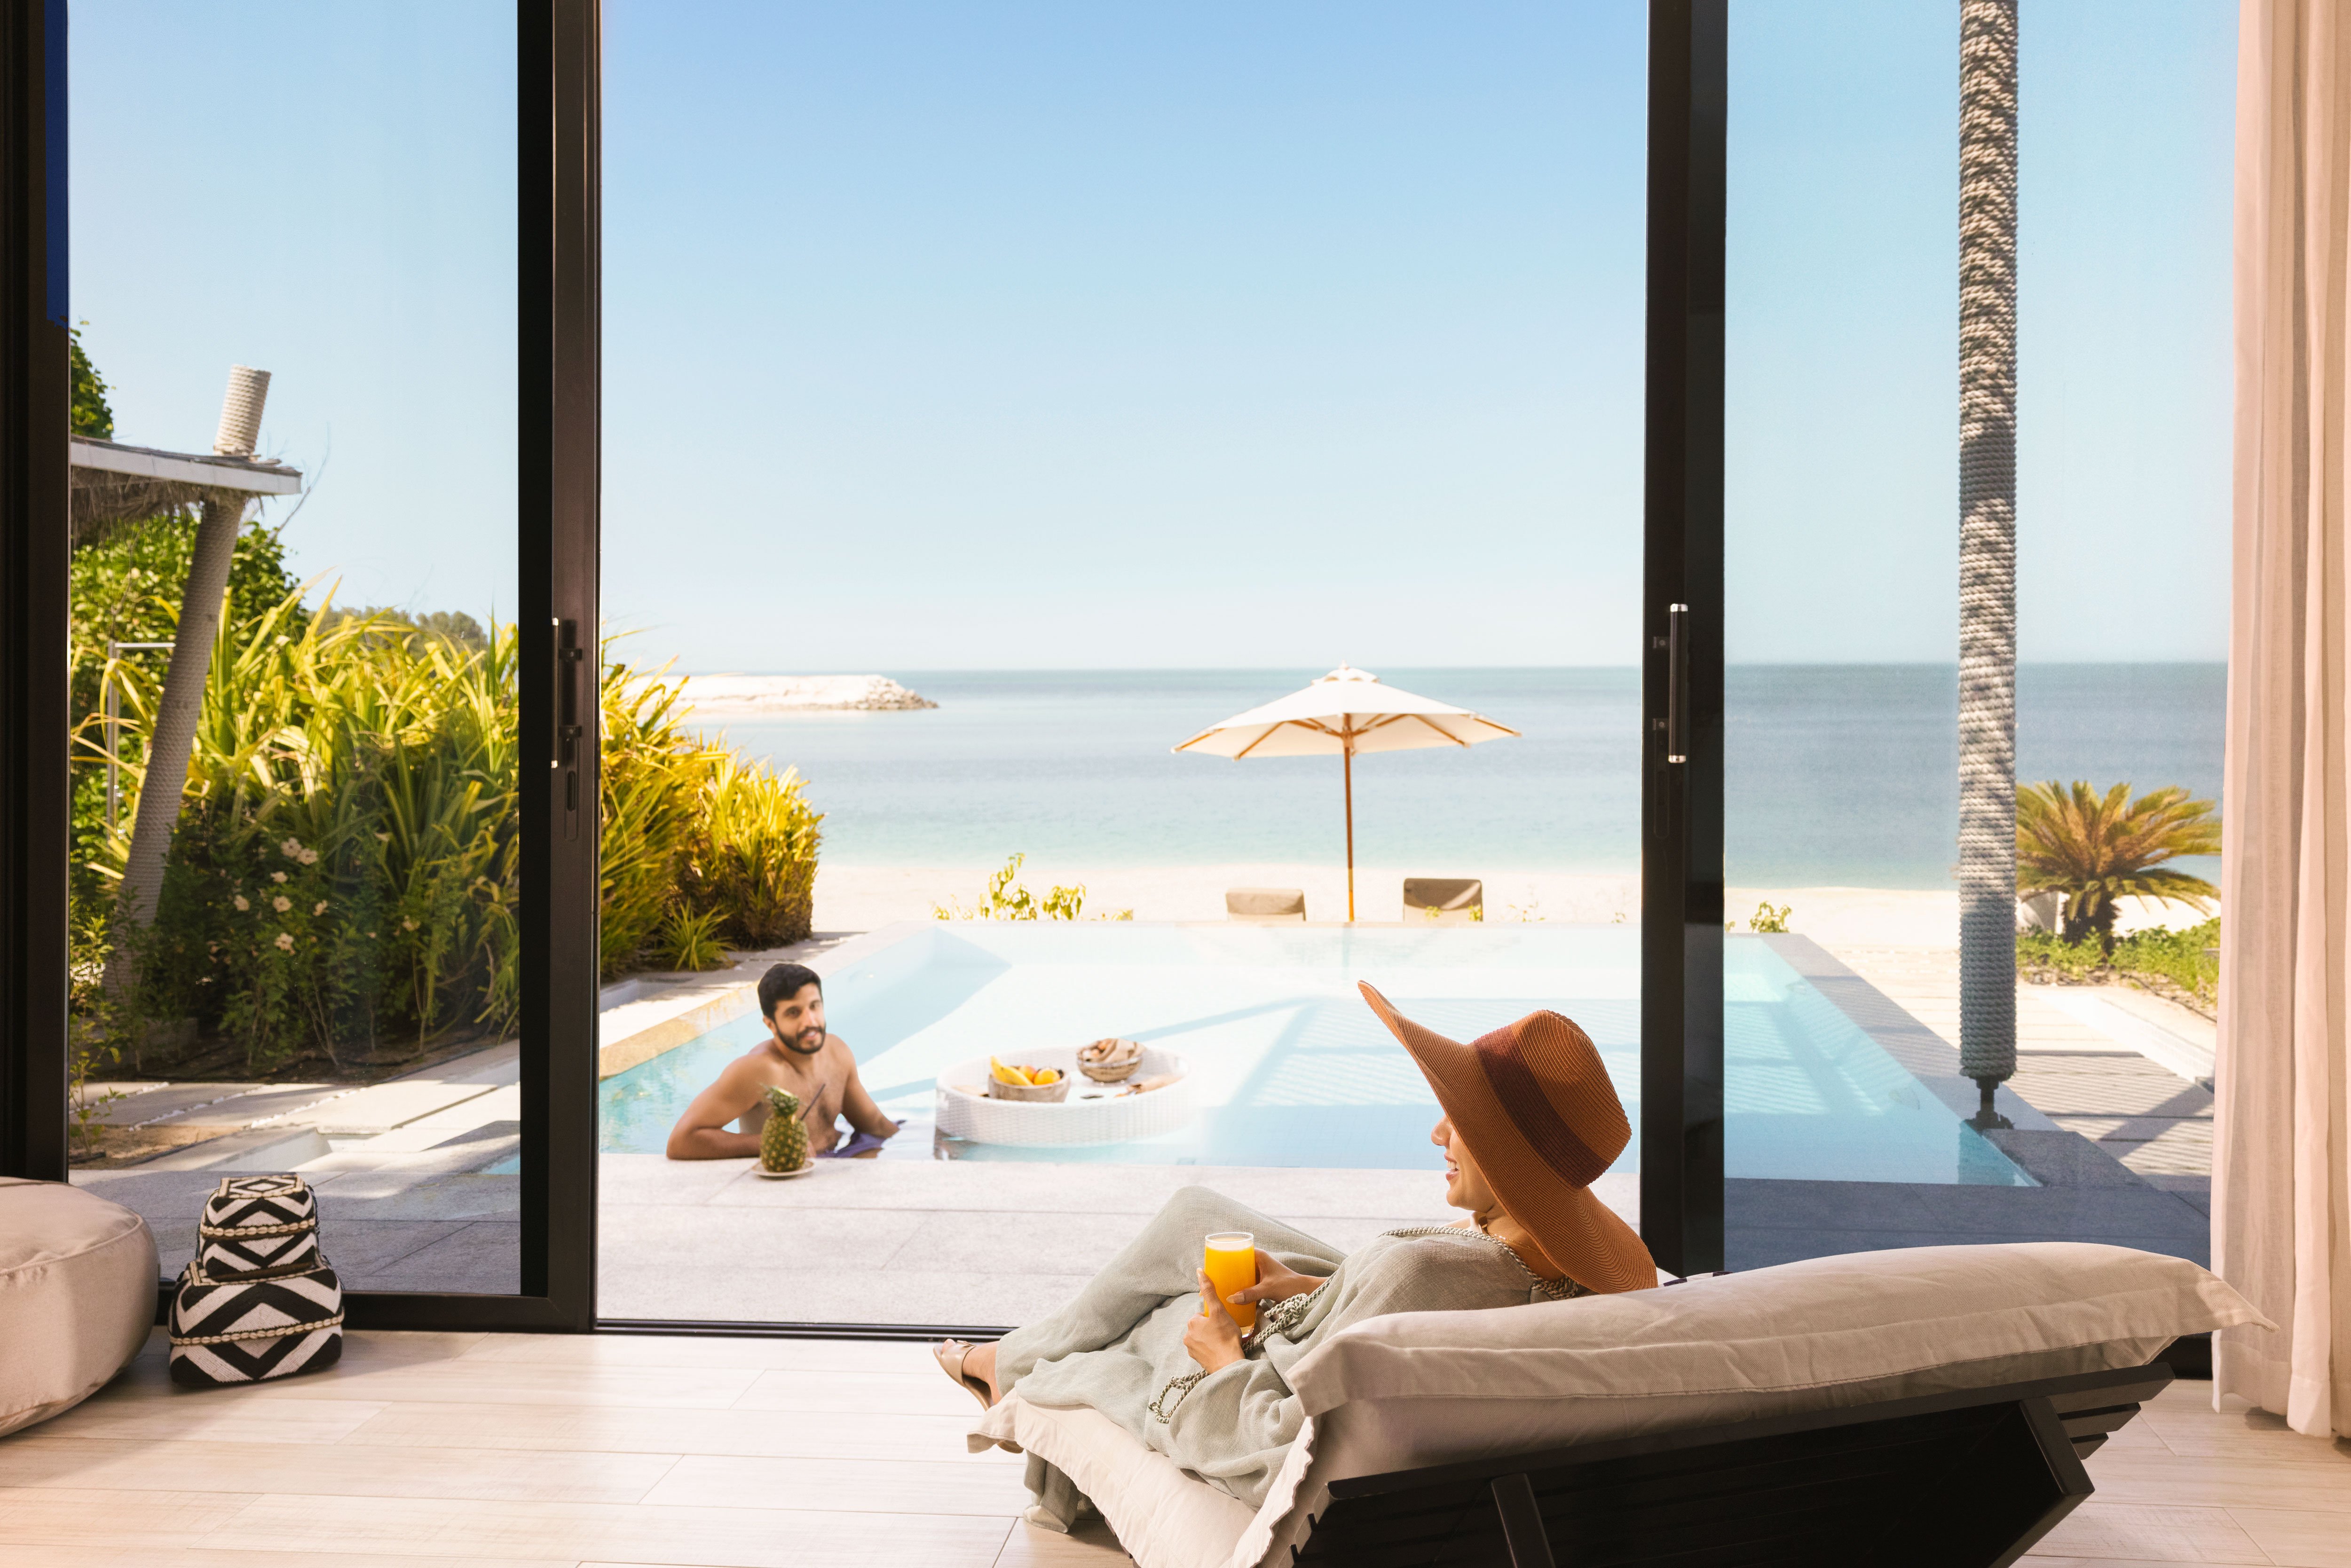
664, 962, 899, 1161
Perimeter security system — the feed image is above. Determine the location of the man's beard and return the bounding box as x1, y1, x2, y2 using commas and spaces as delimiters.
782, 1028, 824, 1056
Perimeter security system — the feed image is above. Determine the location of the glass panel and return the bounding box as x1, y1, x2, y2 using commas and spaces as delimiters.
1723, 1, 2231, 1264
66, 3, 522, 1294
599, 3, 1649, 1323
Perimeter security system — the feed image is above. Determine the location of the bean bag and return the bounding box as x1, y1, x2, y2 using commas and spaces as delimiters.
0, 1177, 159, 1436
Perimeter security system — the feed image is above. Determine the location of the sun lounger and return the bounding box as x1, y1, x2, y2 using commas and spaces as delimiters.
1226, 887, 1306, 923
971, 1241, 2265, 1568
1404, 877, 1483, 923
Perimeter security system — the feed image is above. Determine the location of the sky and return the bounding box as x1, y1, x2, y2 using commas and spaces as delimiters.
69, 1, 2235, 670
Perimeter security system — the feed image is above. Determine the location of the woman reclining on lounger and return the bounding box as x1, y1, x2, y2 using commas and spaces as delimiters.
933, 984, 1657, 1512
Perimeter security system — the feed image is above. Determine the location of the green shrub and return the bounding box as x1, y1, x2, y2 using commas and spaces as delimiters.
655, 907, 731, 972
680, 757, 823, 948
933, 854, 1131, 921
80, 589, 827, 1068
2016, 919, 2219, 1008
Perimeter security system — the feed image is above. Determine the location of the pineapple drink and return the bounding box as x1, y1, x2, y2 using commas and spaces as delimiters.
760, 1087, 810, 1172
1204, 1231, 1258, 1333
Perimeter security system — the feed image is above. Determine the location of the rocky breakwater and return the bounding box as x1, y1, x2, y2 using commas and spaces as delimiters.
684, 674, 939, 714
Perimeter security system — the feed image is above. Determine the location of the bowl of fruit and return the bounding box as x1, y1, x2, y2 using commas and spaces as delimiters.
985, 1057, 1071, 1102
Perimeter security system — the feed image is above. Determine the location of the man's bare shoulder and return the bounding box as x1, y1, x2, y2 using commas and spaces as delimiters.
820, 1033, 858, 1072
713, 1045, 786, 1091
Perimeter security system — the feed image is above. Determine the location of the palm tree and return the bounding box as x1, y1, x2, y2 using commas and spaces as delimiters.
1957, 0, 2020, 1113
2016, 781, 2219, 950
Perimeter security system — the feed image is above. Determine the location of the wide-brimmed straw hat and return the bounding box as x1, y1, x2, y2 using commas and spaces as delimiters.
1359, 982, 1655, 1294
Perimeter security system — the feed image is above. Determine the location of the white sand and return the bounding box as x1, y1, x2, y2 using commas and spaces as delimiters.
813, 863, 2209, 946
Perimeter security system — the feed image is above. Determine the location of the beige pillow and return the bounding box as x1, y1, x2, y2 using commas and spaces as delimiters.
0, 1178, 159, 1437
1236, 1243, 2268, 1567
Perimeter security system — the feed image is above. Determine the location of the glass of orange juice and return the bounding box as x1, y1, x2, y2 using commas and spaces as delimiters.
1204, 1231, 1258, 1333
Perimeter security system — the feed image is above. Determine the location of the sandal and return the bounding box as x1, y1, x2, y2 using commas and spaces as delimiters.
934, 1338, 994, 1411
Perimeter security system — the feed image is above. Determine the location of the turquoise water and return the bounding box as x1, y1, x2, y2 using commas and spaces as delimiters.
705, 664, 2224, 887
599, 925, 2028, 1184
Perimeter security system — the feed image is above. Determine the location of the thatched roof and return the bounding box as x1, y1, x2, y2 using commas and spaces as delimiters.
70, 435, 303, 546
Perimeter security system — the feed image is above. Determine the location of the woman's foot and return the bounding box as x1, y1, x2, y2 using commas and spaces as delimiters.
934, 1338, 1000, 1410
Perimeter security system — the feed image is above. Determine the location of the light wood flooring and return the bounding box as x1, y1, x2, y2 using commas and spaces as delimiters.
4, 1329, 2347, 1566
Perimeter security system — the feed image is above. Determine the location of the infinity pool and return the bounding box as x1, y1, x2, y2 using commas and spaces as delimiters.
599, 923, 2028, 1185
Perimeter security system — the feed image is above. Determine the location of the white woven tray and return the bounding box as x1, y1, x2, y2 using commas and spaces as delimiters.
934, 1046, 1194, 1147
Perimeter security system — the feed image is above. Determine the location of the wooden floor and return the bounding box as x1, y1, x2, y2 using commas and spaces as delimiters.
3, 1330, 2347, 1567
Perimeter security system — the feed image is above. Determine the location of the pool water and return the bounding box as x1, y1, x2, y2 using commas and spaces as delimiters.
599, 924, 2028, 1185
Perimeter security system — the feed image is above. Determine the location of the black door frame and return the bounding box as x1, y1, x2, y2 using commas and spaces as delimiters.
8, 0, 1722, 1326
0, 0, 603, 1334
1641, 0, 1728, 1280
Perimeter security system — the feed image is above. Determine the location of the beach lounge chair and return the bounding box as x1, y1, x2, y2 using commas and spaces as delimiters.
1404, 877, 1483, 923
1226, 887, 1307, 923
971, 1240, 2263, 1568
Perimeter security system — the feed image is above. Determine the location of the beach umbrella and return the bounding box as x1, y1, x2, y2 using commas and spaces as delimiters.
1173, 665, 1519, 922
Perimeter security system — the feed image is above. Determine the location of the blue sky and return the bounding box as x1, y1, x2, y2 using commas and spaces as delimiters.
71, 1, 2233, 670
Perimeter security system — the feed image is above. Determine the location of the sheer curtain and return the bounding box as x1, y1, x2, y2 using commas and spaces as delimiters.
2215, 0, 2351, 1439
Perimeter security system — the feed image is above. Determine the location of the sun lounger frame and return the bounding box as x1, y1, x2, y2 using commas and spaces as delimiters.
1290, 1361, 2171, 1568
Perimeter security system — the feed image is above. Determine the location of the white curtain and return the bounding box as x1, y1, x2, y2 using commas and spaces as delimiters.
2215, 0, 2351, 1439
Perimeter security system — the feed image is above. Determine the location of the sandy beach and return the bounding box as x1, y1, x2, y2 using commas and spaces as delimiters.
814, 862, 2209, 947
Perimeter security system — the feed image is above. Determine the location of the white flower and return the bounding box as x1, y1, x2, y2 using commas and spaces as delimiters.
300, 848, 320, 865
375, 832, 392, 844
313, 900, 328, 916
232, 895, 250, 912
280, 837, 303, 858
272, 895, 292, 913
401, 917, 418, 932
271, 871, 287, 884
274, 932, 295, 952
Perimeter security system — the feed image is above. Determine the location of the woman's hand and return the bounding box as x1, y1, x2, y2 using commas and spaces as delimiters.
1183, 1271, 1245, 1375
1227, 1249, 1325, 1309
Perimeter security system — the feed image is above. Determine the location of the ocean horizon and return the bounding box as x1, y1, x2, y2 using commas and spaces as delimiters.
689, 664, 2225, 891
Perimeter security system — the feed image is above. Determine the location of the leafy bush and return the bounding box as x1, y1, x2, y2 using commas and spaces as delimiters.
81, 590, 824, 1068
655, 908, 731, 972
680, 756, 823, 948
94, 592, 522, 1071
933, 854, 1131, 921
2016, 918, 2219, 1009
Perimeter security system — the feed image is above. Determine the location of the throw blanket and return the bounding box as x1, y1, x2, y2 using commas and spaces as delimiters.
993, 1186, 1570, 1509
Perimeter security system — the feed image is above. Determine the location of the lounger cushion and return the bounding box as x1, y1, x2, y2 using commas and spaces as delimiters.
0, 1178, 159, 1437
977, 1241, 2264, 1568
1242, 1242, 2267, 1567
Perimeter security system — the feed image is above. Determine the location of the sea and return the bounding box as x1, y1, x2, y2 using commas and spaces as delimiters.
702, 665, 2225, 890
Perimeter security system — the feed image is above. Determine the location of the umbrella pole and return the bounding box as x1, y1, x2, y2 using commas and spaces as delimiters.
1343, 743, 1356, 922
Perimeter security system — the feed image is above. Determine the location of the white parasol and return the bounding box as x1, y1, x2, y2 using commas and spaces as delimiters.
1173, 665, 1519, 921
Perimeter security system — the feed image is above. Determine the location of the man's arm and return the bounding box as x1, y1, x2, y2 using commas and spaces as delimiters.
665, 1060, 765, 1160
836, 1044, 899, 1142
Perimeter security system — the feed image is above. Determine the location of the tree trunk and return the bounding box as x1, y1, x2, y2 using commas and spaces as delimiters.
1957, 0, 2020, 1107
101, 366, 273, 1013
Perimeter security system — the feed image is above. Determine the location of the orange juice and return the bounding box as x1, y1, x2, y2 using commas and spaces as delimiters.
1204, 1231, 1257, 1333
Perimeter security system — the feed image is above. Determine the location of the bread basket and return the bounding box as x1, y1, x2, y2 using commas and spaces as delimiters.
1077, 1037, 1145, 1083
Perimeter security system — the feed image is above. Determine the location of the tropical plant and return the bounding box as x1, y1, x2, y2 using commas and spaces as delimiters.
655, 907, 731, 972
2015, 780, 2220, 950
1747, 902, 1792, 934
933, 854, 1131, 922
597, 652, 725, 979
87, 588, 524, 1071
680, 756, 823, 948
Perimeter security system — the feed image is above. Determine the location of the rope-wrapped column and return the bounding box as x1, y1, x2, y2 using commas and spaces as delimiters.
1957, 0, 2018, 1108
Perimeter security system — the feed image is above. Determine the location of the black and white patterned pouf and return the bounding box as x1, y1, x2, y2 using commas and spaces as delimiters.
193, 1174, 323, 1280
167, 1175, 344, 1387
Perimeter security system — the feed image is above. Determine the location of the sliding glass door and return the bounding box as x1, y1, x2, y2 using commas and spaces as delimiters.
0, 0, 599, 1330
